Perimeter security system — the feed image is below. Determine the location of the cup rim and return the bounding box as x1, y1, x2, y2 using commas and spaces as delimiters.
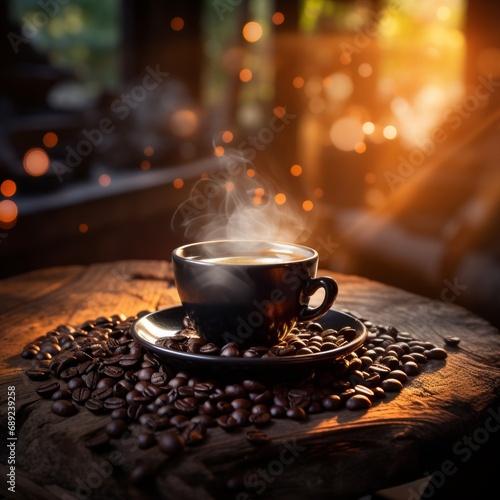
172, 239, 318, 265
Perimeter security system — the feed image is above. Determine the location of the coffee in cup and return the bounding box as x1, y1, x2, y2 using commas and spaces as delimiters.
172, 240, 338, 348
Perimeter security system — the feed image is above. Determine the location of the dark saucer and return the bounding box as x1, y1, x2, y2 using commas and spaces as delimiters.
131, 306, 367, 379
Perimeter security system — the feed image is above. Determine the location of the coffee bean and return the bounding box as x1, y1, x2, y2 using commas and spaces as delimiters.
102, 366, 124, 378
51, 399, 77, 417
137, 431, 157, 449
286, 407, 307, 420
106, 418, 128, 438
346, 394, 372, 411
216, 414, 238, 430
51, 389, 72, 400
245, 429, 270, 445
158, 431, 185, 455
130, 463, 155, 487
67, 377, 86, 391
444, 336, 460, 347
84, 432, 110, 450
426, 347, 448, 360
25, 368, 50, 381
403, 361, 420, 376
72, 387, 91, 404
104, 397, 126, 410
381, 378, 404, 392
36, 381, 60, 398
249, 412, 271, 426
85, 398, 104, 413
322, 395, 341, 411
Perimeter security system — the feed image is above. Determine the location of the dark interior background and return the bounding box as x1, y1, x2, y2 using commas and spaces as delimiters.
1, 0, 499, 329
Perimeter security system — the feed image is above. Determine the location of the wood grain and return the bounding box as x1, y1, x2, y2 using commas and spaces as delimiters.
0, 261, 499, 500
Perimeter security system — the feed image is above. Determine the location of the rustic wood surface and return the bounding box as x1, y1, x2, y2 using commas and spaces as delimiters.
0, 260, 499, 500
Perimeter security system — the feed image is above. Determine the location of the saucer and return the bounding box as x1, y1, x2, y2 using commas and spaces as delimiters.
131, 306, 367, 379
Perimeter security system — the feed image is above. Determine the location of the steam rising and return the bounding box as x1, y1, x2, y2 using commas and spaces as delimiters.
171, 149, 310, 245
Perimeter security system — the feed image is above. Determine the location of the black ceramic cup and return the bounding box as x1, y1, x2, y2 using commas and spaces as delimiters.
172, 240, 338, 348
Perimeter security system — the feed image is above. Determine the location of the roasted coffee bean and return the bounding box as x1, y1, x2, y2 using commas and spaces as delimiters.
245, 429, 270, 445
84, 372, 100, 389
111, 408, 129, 420
36, 381, 60, 398
25, 368, 50, 381
130, 463, 155, 487
381, 378, 404, 392
216, 414, 238, 430
346, 394, 372, 411
403, 361, 420, 376
51, 399, 77, 417
106, 418, 128, 438
104, 397, 126, 410
249, 412, 271, 426
174, 398, 198, 415
158, 431, 185, 455
354, 385, 374, 398
72, 387, 91, 404
426, 347, 448, 360
322, 394, 341, 411
60, 367, 79, 380
67, 377, 86, 391
137, 431, 157, 450
91, 387, 113, 400
388, 370, 408, 384
51, 389, 72, 400
286, 406, 307, 420
85, 398, 104, 413
84, 432, 110, 450
102, 366, 124, 378
444, 336, 460, 347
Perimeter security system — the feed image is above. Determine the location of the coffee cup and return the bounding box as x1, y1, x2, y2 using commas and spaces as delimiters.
171, 240, 338, 348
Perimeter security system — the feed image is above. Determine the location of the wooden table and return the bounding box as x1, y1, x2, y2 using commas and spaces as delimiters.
1, 261, 499, 500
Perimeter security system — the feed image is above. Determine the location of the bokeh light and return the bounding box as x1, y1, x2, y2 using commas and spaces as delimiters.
1, 180, 16, 197
358, 63, 373, 78
0, 200, 18, 226
273, 106, 286, 118
302, 200, 314, 211
169, 109, 198, 137
79, 223, 88, 233
292, 76, 305, 89
43, 132, 58, 148
140, 160, 151, 170
171, 17, 184, 31
275, 193, 286, 205
99, 174, 111, 187
221, 131, 233, 143
23, 148, 50, 176
365, 172, 377, 184
362, 121, 376, 134
324, 72, 353, 101
272, 12, 285, 26
330, 117, 364, 151
383, 125, 398, 139
290, 164, 302, 176
354, 142, 367, 154
246, 168, 256, 178
313, 188, 324, 198
214, 146, 224, 156
242, 22, 263, 43
173, 178, 184, 189
144, 146, 154, 157
239, 68, 253, 82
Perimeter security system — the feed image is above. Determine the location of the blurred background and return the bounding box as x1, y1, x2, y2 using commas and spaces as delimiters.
0, 0, 499, 328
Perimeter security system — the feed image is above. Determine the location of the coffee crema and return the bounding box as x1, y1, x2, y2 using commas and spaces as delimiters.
192, 252, 307, 265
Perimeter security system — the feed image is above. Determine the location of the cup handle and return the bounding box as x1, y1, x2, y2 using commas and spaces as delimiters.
299, 276, 338, 322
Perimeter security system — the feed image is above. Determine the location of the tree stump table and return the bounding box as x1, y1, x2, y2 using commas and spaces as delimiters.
0, 260, 499, 500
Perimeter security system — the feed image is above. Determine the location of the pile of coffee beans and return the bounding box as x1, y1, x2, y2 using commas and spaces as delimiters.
156, 319, 359, 357
22, 310, 452, 487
